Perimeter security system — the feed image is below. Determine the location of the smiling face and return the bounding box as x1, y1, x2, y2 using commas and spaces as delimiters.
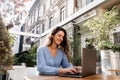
53, 31, 65, 45
47, 27, 67, 48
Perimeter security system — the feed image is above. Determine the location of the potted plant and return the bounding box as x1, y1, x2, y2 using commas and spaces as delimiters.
112, 44, 120, 53
85, 38, 95, 49
14, 45, 37, 67
84, 6, 120, 49
0, 16, 13, 80
83, 6, 120, 75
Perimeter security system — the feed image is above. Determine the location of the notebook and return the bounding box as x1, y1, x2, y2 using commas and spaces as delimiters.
59, 48, 96, 78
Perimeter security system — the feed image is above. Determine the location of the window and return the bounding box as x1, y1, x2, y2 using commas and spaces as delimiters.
50, 0, 53, 5
43, 5, 45, 13
46, 0, 50, 10
32, 14, 35, 24
42, 24, 45, 33
60, 7, 65, 21
36, 26, 40, 34
49, 17, 53, 28
86, 0, 94, 5
78, 0, 82, 8
32, 30, 35, 33
38, 8, 40, 17
114, 32, 120, 45
35, 9, 38, 22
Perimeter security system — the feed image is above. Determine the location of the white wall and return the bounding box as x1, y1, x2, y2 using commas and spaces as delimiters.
10, 26, 21, 54
67, 0, 74, 16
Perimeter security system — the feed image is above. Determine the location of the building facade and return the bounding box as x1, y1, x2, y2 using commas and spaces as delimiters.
23, 0, 120, 56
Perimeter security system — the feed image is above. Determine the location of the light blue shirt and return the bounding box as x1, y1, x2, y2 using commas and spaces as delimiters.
37, 46, 73, 75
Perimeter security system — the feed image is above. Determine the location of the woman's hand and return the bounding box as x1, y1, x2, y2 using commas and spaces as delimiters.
74, 66, 82, 73
59, 67, 78, 74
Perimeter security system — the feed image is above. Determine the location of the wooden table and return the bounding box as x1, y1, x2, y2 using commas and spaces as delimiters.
24, 74, 120, 80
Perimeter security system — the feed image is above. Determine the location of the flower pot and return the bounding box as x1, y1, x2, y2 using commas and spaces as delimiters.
100, 50, 112, 75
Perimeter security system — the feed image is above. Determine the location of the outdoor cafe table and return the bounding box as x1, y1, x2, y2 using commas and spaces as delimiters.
24, 74, 120, 80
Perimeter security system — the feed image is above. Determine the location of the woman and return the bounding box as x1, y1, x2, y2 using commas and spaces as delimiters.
37, 27, 77, 75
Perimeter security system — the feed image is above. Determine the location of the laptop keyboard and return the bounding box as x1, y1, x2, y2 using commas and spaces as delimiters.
63, 72, 81, 75
59, 66, 82, 77
59, 72, 82, 78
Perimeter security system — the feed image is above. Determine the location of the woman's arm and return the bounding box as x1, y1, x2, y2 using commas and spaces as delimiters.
61, 52, 73, 68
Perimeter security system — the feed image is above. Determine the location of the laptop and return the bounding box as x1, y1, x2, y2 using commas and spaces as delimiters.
59, 48, 96, 78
